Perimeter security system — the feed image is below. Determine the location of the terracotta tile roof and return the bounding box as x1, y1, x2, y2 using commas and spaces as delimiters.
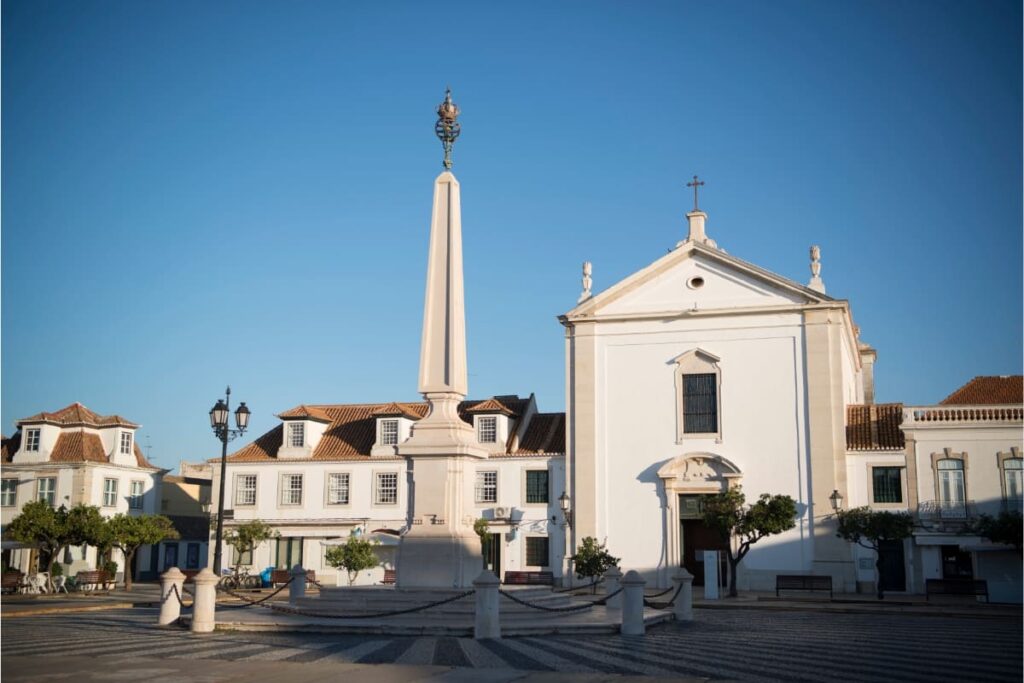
846, 403, 905, 451
509, 412, 565, 456
133, 442, 159, 470
276, 405, 334, 422
17, 402, 139, 429
939, 376, 1023, 406
464, 398, 517, 417
225, 397, 561, 462
50, 431, 108, 463
370, 402, 424, 420
1, 433, 20, 463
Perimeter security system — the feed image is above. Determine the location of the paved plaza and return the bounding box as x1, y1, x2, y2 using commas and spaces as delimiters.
2, 608, 1021, 682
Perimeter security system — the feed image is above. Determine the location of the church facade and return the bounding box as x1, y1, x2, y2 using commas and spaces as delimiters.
562, 207, 869, 591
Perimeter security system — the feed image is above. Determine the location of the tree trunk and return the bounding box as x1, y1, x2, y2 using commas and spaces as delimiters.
124, 548, 135, 591
728, 555, 740, 598
874, 552, 883, 600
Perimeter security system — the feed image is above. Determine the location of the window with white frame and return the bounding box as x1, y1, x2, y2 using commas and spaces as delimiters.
37, 477, 56, 506
103, 478, 119, 507
525, 470, 549, 504
525, 536, 550, 567
475, 470, 498, 504
477, 416, 497, 444
25, 428, 40, 452
235, 474, 257, 506
1, 479, 16, 507
375, 472, 398, 505
280, 474, 303, 506
129, 480, 145, 509
327, 473, 350, 505
936, 459, 965, 516
380, 419, 399, 446
288, 422, 305, 448
1003, 459, 1022, 509
120, 432, 133, 455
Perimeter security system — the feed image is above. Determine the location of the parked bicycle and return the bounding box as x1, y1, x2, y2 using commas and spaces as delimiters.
219, 565, 261, 590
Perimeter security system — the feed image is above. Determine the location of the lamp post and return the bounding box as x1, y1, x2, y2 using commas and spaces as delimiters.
829, 489, 844, 513
209, 386, 250, 575
558, 491, 574, 587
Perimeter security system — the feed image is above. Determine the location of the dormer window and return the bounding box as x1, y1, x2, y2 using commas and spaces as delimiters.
289, 422, 305, 448
478, 416, 497, 444
120, 432, 133, 455
380, 419, 399, 446
25, 429, 40, 452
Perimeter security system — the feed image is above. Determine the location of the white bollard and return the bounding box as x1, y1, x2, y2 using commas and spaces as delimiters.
603, 566, 623, 610
473, 570, 501, 640
620, 570, 646, 636
190, 568, 218, 634
158, 567, 186, 626
289, 565, 307, 605
672, 568, 694, 622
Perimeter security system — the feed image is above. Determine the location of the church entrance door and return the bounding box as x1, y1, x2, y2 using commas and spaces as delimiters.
679, 495, 729, 587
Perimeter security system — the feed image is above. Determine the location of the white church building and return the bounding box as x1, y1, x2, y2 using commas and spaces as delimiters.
207, 92, 1021, 600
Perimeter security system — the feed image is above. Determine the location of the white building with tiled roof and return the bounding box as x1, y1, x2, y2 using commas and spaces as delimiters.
1, 402, 164, 578
210, 395, 566, 585
844, 375, 1022, 603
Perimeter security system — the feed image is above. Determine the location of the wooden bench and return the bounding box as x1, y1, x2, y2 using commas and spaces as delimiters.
925, 579, 988, 602
381, 569, 396, 585
1, 571, 24, 595
775, 574, 833, 598
503, 571, 554, 586
74, 570, 112, 592
271, 569, 316, 586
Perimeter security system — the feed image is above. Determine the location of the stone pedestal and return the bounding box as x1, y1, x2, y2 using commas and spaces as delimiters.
190, 568, 218, 634
672, 568, 694, 622
603, 566, 623, 610
621, 570, 646, 636
289, 565, 307, 605
473, 570, 500, 639
158, 567, 185, 626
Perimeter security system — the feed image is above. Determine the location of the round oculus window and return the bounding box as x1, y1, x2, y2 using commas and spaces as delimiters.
687, 276, 705, 290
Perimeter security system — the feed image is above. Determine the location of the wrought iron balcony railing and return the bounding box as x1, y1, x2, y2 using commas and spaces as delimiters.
916, 500, 976, 521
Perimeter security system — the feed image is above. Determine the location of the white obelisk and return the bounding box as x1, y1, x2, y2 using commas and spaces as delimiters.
396, 90, 488, 589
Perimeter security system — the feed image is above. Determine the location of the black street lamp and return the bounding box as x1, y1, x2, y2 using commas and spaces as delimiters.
209, 386, 250, 575
829, 489, 844, 513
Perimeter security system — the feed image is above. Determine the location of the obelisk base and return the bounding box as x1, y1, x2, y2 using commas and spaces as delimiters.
395, 527, 482, 589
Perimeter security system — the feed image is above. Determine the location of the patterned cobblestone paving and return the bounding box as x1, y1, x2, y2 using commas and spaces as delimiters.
2, 609, 1021, 681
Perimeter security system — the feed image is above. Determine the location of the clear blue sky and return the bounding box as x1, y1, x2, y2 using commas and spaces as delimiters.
3, 1, 1021, 470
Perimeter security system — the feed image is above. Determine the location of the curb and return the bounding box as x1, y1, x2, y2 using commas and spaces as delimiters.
692, 601, 1021, 620
3, 603, 137, 618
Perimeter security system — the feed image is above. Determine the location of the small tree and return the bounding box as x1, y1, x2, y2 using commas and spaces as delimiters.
7, 502, 107, 575
572, 537, 619, 592
836, 506, 914, 600
223, 520, 279, 569
473, 518, 491, 568
704, 486, 798, 598
325, 535, 380, 585
970, 510, 1022, 555
106, 514, 179, 591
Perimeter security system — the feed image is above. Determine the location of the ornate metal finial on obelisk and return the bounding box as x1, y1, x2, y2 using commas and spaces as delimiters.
435, 88, 461, 169
808, 245, 826, 293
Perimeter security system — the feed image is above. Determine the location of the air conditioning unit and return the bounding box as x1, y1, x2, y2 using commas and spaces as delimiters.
495, 506, 509, 519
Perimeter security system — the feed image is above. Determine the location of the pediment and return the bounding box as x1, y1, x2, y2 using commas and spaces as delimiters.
566, 242, 830, 319
657, 453, 742, 485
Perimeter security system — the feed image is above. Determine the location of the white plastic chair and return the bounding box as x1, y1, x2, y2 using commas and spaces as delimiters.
52, 575, 68, 593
